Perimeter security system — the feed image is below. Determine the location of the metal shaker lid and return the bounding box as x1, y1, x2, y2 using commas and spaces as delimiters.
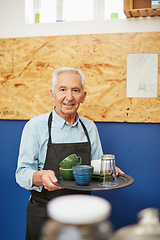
112, 208, 160, 240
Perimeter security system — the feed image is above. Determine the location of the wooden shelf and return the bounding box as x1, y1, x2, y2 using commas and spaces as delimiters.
124, 8, 160, 18
124, 0, 160, 18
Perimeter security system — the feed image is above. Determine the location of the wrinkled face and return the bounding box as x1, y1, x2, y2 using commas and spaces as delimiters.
50, 71, 86, 119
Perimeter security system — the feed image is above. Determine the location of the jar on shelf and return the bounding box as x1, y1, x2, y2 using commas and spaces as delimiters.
152, 1, 160, 8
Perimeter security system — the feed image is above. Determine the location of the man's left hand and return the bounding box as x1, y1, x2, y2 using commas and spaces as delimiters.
115, 167, 125, 176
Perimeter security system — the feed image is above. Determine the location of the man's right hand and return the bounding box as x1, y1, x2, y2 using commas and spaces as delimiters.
33, 170, 63, 191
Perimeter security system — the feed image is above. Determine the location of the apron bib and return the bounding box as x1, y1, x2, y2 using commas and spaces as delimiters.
26, 112, 91, 240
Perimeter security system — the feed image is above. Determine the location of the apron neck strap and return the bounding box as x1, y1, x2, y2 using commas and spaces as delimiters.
48, 112, 52, 143
79, 119, 91, 147
48, 112, 91, 147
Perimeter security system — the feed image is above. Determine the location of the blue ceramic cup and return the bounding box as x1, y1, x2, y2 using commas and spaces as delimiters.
72, 165, 94, 186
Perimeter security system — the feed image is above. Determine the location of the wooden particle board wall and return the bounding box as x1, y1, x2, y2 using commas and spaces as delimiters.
0, 32, 160, 122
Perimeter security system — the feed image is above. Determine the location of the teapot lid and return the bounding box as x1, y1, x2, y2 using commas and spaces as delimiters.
112, 208, 160, 240
47, 194, 111, 225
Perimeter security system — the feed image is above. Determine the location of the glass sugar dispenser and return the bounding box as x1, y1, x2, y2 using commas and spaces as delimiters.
111, 208, 160, 240
39, 194, 113, 240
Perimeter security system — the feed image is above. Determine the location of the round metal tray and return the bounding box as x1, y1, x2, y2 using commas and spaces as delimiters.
55, 174, 134, 191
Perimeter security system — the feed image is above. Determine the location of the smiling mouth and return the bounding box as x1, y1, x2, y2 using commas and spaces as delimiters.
63, 103, 74, 107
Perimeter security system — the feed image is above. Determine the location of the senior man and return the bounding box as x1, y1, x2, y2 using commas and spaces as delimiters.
16, 67, 123, 240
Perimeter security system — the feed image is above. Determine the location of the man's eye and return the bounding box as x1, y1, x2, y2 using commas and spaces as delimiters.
73, 89, 79, 92
60, 88, 65, 92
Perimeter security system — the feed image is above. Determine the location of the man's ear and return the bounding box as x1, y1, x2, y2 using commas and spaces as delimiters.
81, 91, 87, 103
50, 90, 55, 102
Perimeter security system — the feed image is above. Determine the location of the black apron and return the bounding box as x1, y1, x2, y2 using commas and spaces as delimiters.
26, 112, 91, 240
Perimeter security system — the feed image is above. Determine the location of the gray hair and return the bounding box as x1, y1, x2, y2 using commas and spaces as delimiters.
52, 67, 85, 92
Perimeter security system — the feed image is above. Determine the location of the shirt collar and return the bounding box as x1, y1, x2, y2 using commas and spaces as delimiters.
52, 107, 79, 129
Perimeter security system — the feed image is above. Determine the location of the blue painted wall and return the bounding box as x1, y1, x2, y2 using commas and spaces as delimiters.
0, 119, 160, 239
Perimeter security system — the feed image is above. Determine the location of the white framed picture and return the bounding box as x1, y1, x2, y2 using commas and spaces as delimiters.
127, 53, 158, 98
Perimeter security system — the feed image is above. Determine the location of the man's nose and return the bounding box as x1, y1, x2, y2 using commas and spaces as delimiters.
66, 90, 73, 101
